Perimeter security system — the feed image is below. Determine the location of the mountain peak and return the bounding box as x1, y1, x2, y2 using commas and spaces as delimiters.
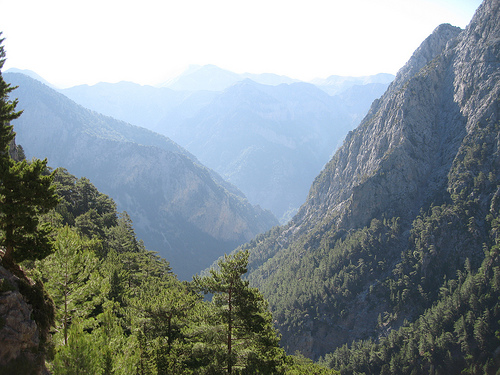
157, 64, 299, 92
242, 0, 499, 359
158, 65, 242, 91
389, 23, 462, 94
4, 68, 55, 88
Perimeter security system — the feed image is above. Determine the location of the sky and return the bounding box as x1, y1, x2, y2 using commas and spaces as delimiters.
0, 0, 483, 88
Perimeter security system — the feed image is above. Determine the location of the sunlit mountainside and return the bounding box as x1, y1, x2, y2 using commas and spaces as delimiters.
1, 0, 498, 373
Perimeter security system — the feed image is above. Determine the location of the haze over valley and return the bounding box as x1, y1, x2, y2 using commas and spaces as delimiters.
0, 0, 498, 373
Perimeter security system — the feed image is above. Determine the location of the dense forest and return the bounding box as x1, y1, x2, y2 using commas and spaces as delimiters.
1, 154, 340, 375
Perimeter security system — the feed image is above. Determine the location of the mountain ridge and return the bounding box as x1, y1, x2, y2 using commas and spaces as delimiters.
158, 64, 298, 91
57, 69, 393, 221
159, 78, 357, 221
240, 0, 499, 360
290, 22, 464, 236
5, 72, 278, 279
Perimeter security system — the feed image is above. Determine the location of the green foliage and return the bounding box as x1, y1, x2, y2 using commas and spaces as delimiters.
0, 158, 59, 264
51, 169, 117, 241
0, 37, 59, 267
0, 37, 326, 374
194, 250, 285, 374
0, 33, 21, 152
284, 352, 340, 374
321, 242, 500, 374
38, 226, 101, 345
248, 217, 402, 338
51, 319, 103, 375
31, 168, 300, 374
311, 118, 500, 372
0, 37, 59, 373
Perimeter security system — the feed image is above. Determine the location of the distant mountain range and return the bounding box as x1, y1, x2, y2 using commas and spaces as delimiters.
157, 64, 300, 91
311, 73, 395, 95
3, 0, 497, 371
156, 79, 359, 221
4, 64, 394, 280
56, 67, 393, 221
5, 72, 277, 279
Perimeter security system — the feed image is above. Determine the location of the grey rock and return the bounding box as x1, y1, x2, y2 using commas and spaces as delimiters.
0, 265, 46, 374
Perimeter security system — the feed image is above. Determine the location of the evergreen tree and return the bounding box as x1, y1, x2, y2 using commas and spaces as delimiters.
0, 158, 59, 265
51, 319, 102, 375
38, 226, 101, 345
0, 34, 59, 268
0, 32, 21, 154
194, 250, 284, 374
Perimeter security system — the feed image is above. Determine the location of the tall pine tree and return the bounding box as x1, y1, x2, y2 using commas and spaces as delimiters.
0, 33, 20, 154
0, 33, 59, 268
194, 250, 284, 374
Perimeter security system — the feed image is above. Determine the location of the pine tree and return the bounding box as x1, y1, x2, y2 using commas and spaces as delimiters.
194, 250, 284, 374
0, 34, 59, 268
38, 226, 100, 345
0, 32, 21, 154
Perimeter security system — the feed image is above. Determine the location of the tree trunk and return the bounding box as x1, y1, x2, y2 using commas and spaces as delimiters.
2, 221, 15, 269
64, 273, 68, 345
228, 282, 232, 374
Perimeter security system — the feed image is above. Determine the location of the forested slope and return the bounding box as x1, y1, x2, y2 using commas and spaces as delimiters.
235, 0, 500, 370
1, 166, 338, 374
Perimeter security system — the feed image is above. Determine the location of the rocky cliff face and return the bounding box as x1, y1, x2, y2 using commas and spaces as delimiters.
245, 0, 499, 358
60, 72, 392, 222
0, 265, 48, 374
289, 0, 499, 240
292, 23, 465, 235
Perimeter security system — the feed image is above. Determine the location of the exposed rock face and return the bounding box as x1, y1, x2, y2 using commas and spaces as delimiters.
293, 23, 465, 235
60, 72, 392, 222
291, 0, 500, 239
0, 265, 46, 374
246, 0, 499, 358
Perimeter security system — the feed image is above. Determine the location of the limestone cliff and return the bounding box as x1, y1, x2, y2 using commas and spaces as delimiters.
287, 0, 498, 243
0, 265, 52, 374
292, 23, 464, 235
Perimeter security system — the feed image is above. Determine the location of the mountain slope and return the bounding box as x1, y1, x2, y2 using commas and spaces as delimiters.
156, 78, 393, 221
58, 70, 392, 222
159, 79, 357, 221
6, 72, 278, 279
60, 81, 218, 133
241, 0, 499, 360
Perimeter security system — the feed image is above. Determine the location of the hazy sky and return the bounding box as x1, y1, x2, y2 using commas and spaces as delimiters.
0, 0, 482, 88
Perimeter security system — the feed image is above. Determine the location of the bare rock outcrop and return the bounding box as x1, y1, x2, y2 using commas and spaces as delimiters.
0, 265, 48, 375
292, 0, 499, 238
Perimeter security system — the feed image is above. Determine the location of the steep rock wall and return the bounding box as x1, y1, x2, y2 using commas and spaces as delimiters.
0, 265, 47, 374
